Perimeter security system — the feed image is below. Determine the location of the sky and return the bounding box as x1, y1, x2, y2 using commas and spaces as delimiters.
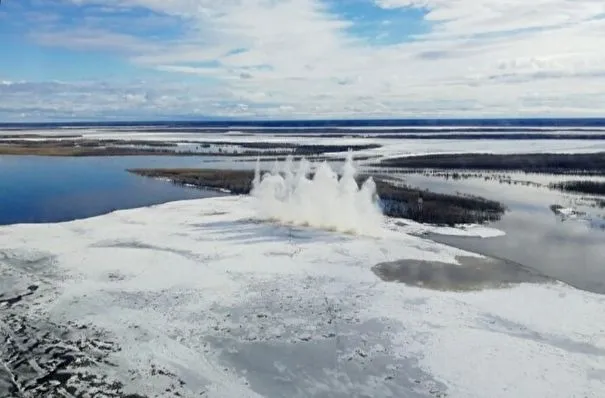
1, 0, 604, 121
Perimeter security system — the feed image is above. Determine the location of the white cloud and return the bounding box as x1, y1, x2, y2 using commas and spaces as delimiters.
376, 0, 605, 36
32, 28, 156, 53
0, 80, 245, 120
6, 0, 605, 119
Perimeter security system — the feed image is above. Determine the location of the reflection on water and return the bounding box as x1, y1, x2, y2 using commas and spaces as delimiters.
0, 155, 246, 225
398, 173, 605, 294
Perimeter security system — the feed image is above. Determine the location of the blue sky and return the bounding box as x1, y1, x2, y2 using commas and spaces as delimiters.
325, 0, 429, 45
0, 1, 180, 81
1, 0, 604, 120
1, 0, 426, 81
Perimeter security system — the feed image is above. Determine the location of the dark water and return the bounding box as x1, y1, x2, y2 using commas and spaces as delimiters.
3, 118, 605, 129
0, 155, 242, 225
400, 173, 605, 294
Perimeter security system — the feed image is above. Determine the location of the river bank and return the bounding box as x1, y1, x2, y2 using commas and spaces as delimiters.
0, 138, 380, 157
378, 152, 605, 175
128, 168, 506, 225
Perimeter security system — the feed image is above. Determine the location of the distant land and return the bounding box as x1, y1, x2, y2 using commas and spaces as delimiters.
2, 118, 605, 129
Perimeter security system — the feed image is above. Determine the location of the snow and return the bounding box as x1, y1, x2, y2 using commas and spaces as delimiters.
356, 138, 605, 161
1, 196, 604, 397
388, 218, 506, 238
5, 128, 605, 160
557, 207, 579, 217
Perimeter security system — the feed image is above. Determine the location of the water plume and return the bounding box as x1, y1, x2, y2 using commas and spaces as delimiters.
251, 153, 384, 236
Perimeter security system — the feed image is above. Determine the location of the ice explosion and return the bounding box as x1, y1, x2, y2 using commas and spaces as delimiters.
251, 153, 384, 235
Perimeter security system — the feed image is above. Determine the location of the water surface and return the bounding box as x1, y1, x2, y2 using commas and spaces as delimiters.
398, 172, 605, 294
0, 155, 243, 225
372, 256, 550, 291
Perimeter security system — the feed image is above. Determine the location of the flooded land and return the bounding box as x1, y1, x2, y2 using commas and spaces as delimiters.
395, 172, 605, 294
550, 180, 605, 195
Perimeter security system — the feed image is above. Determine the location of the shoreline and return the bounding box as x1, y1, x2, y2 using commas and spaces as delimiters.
0, 139, 381, 157
377, 152, 605, 175
128, 168, 506, 226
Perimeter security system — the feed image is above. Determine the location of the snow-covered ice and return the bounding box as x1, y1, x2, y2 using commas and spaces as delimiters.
389, 218, 507, 238
6, 128, 605, 161
1, 196, 604, 397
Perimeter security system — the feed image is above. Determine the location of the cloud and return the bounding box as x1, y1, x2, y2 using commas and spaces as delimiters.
0, 79, 243, 121
375, 0, 605, 37
4, 0, 605, 119
31, 28, 156, 53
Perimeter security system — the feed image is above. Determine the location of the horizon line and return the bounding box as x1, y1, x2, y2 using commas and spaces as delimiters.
3, 116, 605, 126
